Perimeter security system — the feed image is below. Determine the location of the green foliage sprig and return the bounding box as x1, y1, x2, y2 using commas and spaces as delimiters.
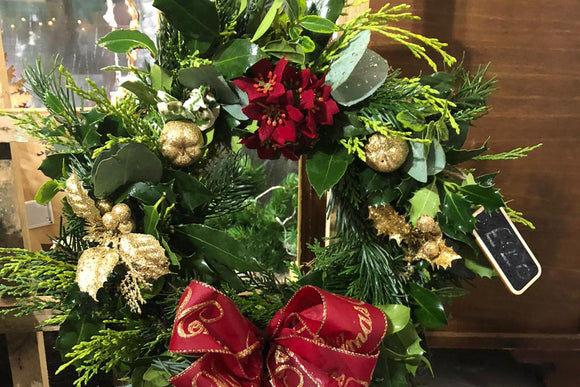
475, 143, 543, 160
57, 328, 143, 387
0, 248, 76, 316
318, 3, 456, 72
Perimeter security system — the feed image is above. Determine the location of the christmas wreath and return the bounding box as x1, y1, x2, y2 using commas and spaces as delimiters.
0, 0, 541, 386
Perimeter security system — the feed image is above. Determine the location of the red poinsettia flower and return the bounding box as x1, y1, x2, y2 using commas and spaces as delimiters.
232, 58, 288, 103
234, 58, 340, 160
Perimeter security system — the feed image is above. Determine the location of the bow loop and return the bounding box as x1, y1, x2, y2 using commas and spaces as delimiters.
169, 282, 263, 386
169, 282, 387, 387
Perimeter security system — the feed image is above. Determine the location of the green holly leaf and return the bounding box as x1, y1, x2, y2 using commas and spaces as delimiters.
55, 306, 104, 362
34, 180, 62, 205
446, 139, 488, 165
39, 153, 72, 180
441, 191, 476, 233
306, 146, 354, 197
214, 39, 267, 79
377, 304, 411, 335
457, 184, 504, 212
153, 0, 219, 54
170, 170, 214, 212
299, 15, 339, 33
118, 182, 176, 206
175, 224, 261, 272
465, 257, 496, 278
97, 30, 157, 57
143, 202, 161, 238
408, 182, 440, 225
409, 283, 447, 329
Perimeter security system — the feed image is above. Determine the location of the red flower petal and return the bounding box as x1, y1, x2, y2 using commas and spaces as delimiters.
286, 105, 304, 122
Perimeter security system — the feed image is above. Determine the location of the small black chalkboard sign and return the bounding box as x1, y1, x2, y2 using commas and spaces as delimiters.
472, 207, 541, 295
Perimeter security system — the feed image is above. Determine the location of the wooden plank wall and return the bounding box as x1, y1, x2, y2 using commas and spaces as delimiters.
369, 0, 579, 346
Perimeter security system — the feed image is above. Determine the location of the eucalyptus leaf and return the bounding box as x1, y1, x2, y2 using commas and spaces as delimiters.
214, 39, 267, 79
306, 146, 354, 197
299, 15, 339, 33
427, 140, 446, 176
408, 283, 447, 329
441, 191, 476, 234
92, 143, 163, 198
35, 180, 61, 205
153, 0, 219, 54
324, 30, 370, 89
404, 142, 428, 183
178, 66, 239, 104
408, 182, 440, 225
175, 224, 261, 272
97, 30, 157, 57
331, 49, 389, 106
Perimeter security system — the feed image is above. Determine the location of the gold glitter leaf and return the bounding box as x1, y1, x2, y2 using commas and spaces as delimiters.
430, 239, 461, 270
76, 247, 120, 300
368, 205, 411, 244
118, 233, 170, 283
65, 173, 102, 225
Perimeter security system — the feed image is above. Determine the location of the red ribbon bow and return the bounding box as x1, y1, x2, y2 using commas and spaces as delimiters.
169, 281, 387, 386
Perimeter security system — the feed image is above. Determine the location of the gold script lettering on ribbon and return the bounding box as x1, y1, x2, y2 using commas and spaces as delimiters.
177, 300, 224, 338
343, 306, 373, 351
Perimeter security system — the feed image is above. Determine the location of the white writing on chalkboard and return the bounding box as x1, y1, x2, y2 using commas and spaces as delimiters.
485, 227, 533, 281
473, 207, 541, 295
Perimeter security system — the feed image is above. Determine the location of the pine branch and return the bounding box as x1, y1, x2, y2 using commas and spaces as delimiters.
475, 143, 542, 160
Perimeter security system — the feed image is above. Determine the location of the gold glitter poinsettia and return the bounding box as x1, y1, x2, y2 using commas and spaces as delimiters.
65, 173, 170, 313
368, 205, 460, 270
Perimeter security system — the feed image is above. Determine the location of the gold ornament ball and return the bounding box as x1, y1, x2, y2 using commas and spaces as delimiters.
421, 240, 440, 259
96, 200, 113, 215
111, 203, 132, 223
102, 212, 120, 231
118, 220, 135, 234
365, 134, 409, 173
159, 121, 204, 167
417, 215, 436, 234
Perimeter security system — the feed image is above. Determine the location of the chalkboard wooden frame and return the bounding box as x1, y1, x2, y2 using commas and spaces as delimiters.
472, 207, 542, 295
